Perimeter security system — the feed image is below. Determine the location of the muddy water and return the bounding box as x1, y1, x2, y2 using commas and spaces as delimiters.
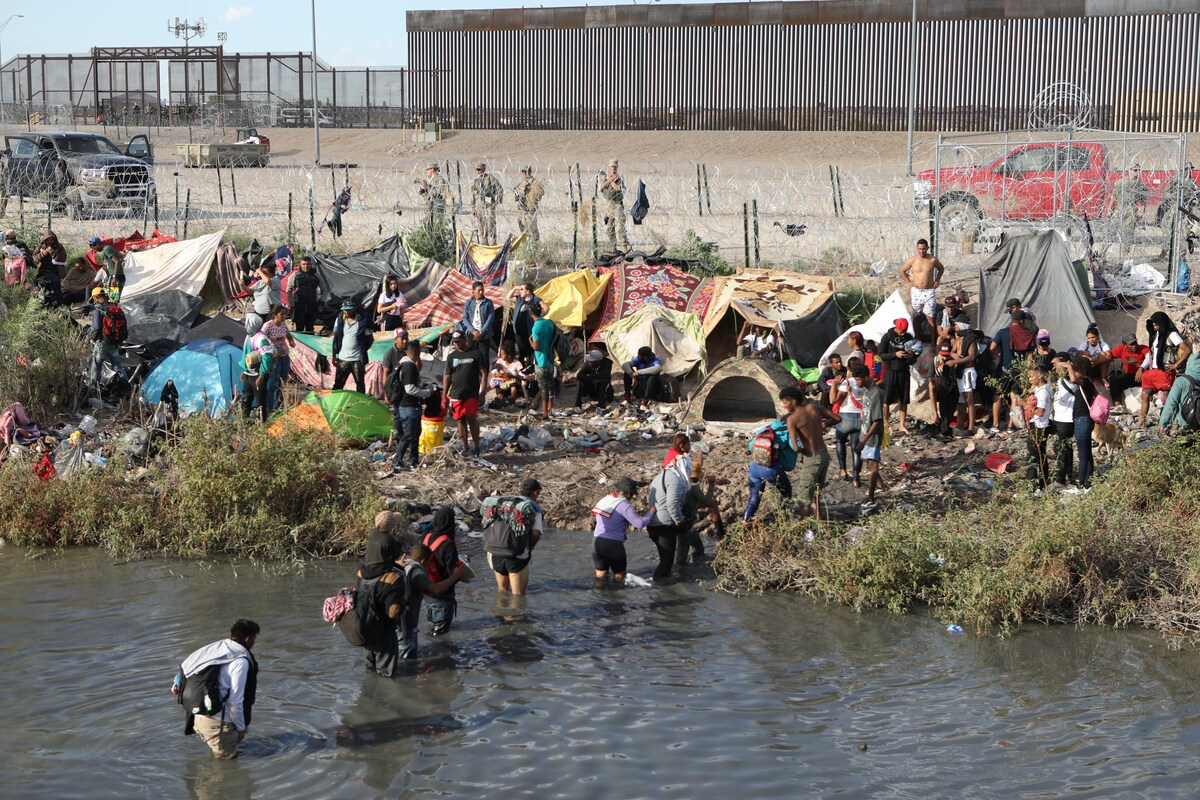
3, 534, 1200, 799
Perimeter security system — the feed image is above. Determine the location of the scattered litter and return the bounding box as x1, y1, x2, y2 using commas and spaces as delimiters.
946, 624, 963, 633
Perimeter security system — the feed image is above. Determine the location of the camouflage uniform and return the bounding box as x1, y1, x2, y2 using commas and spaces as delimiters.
471, 162, 503, 245
600, 160, 629, 251
1113, 169, 1148, 234
417, 164, 452, 228
514, 168, 545, 242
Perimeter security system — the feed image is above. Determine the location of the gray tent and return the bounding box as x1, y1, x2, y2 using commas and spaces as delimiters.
977, 231, 1095, 342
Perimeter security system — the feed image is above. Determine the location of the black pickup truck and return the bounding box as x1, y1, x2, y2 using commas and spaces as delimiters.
2, 132, 155, 219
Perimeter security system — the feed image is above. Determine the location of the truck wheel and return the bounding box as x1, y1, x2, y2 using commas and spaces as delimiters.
937, 198, 981, 243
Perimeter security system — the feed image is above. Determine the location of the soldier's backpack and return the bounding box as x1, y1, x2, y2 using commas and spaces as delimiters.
481, 495, 539, 556
102, 303, 128, 344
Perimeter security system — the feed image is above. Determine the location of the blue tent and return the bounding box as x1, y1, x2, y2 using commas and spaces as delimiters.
141, 338, 244, 415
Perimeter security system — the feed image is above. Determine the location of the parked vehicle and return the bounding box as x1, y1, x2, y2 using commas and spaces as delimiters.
279, 107, 331, 127
915, 141, 1200, 239
177, 128, 270, 168
2, 132, 155, 219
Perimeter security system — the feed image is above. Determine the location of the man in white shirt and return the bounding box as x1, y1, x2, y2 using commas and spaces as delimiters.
174, 619, 260, 759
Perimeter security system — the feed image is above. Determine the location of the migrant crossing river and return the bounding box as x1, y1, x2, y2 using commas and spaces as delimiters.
3, 536, 1200, 798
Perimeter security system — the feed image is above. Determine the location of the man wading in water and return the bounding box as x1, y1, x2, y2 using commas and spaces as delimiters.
900, 238, 945, 340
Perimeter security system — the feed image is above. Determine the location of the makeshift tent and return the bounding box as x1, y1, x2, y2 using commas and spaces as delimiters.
456, 232, 525, 286
120, 230, 225, 302
188, 313, 248, 347
140, 338, 243, 415
404, 270, 504, 330
703, 269, 843, 365
681, 357, 797, 425
818, 290, 911, 367
978, 231, 1095, 341
395, 261, 451, 307
87, 229, 178, 262
287, 325, 446, 400
592, 263, 715, 341
123, 289, 203, 355
310, 235, 409, 318
535, 269, 611, 329
268, 390, 393, 441
601, 305, 707, 378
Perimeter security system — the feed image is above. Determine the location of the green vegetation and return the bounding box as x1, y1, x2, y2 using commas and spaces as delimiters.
714, 438, 1200, 645
667, 229, 733, 276
0, 285, 86, 419
405, 218, 455, 267
0, 418, 379, 559
835, 287, 885, 327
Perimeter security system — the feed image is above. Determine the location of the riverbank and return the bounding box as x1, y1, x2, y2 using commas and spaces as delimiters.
713, 436, 1200, 645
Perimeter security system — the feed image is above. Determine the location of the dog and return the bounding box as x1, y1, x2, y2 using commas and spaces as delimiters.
1092, 420, 1127, 460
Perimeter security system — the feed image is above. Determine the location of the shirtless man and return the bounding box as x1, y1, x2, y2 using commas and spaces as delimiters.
900, 238, 945, 338
787, 388, 841, 520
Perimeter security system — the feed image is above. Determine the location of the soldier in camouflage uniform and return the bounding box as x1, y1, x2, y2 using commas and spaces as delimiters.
417, 162, 453, 229
471, 161, 503, 245
514, 165, 545, 243
600, 158, 629, 251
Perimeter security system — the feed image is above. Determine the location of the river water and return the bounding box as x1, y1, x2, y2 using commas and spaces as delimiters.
3, 533, 1200, 799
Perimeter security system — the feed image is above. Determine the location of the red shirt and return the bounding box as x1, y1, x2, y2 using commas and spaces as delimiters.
1111, 343, 1147, 375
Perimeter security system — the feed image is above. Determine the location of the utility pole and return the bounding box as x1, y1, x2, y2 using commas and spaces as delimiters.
905, 0, 918, 176
167, 16, 206, 143
311, 0, 321, 166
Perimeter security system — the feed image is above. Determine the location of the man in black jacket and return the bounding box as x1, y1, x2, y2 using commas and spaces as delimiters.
288, 255, 321, 333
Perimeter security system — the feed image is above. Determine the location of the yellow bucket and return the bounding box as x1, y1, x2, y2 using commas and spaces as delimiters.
419, 416, 445, 455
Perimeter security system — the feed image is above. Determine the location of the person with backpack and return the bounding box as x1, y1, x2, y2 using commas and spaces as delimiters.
85, 287, 129, 388
383, 337, 431, 471
173, 619, 260, 760
483, 478, 545, 595
355, 526, 409, 677
529, 301, 558, 420
1160, 348, 1200, 431
421, 507, 465, 636
741, 387, 803, 523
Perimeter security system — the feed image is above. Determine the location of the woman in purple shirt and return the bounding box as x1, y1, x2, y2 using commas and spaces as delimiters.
591, 477, 655, 583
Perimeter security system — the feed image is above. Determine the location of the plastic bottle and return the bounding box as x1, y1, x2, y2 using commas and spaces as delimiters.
79, 415, 97, 435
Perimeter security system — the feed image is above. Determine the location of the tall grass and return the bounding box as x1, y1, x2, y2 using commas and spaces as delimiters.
0, 417, 379, 559
714, 438, 1200, 645
0, 285, 87, 419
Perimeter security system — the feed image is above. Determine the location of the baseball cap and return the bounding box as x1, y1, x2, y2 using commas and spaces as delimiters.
91, 287, 106, 298
938, 342, 952, 352
88, 236, 102, 245
894, 318, 909, 333
339, 300, 356, 311
1122, 333, 1138, 345
451, 330, 464, 340
394, 328, 408, 340
1005, 297, 1022, 309
1036, 328, 1051, 342
584, 349, 604, 362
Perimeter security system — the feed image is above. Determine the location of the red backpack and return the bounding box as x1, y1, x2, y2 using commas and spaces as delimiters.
102, 303, 128, 344
1009, 322, 1036, 353
422, 531, 453, 583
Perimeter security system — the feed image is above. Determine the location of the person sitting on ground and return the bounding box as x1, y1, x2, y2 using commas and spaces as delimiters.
879, 318, 914, 435
1160, 348, 1200, 431
489, 343, 528, 406
397, 542, 466, 659
61, 257, 95, 305
855, 364, 886, 510
173, 619, 260, 760
4, 229, 32, 288
32, 229, 66, 307
622, 346, 664, 409
443, 331, 486, 457
1109, 333, 1147, 402
376, 275, 407, 333
331, 300, 373, 393
421, 507, 468, 637
1027, 329, 1057, 373
1078, 324, 1113, 388
741, 386, 803, 523
1138, 311, 1192, 428
460, 280, 495, 344
591, 477, 654, 583
574, 349, 614, 410
739, 321, 778, 359
529, 301, 558, 420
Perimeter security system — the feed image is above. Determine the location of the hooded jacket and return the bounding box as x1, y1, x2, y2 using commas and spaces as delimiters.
180, 639, 258, 732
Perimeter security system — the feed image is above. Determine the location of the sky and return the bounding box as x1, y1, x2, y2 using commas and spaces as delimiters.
2, 0, 734, 69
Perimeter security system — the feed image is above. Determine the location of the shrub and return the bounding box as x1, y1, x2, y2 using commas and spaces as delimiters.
835, 287, 885, 327
0, 417, 379, 559
666, 229, 733, 276
0, 286, 87, 419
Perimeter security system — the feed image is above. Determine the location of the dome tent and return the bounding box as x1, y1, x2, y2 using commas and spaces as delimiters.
140, 338, 244, 416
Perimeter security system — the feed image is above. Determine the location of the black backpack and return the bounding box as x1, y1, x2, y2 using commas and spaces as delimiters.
1179, 376, 1200, 430
347, 570, 410, 646
176, 659, 243, 718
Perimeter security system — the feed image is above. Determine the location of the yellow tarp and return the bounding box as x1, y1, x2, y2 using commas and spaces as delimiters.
455, 231, 527, 265
535, 269, 612, 329
601, 305, 707, 378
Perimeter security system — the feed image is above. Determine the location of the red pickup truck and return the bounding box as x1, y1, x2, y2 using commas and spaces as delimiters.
914, 141, 1200, 235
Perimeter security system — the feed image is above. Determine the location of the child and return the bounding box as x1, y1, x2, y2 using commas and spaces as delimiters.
1026, 367, 1053, 488
396, 543, 465, 659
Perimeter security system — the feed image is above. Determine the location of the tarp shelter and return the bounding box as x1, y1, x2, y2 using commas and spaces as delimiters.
703, 269, 843, 365
123, 289, 203, 356
309, 235, 409, 319
592, 263, 715, 341
140, 338, 243, 416
601, 305, 707, 378
535, 269, 612, 329
84, 229, 178, 267
404, 270, 504, 330
456, 232, 525, 286
682, 357, 798, 425
818, 290, 912, 367
396, 261, 451, 308
188, 313, 248, 347
120, 230, 225, 302
978, 231, 1096, 341
288, 331, 395, 399
268, 390, 393, 442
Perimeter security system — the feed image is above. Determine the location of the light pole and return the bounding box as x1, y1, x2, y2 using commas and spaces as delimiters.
311, 0, 321, 166
905, 0, 918, 176
168, 16, 206, 142
0, 15, 26, 128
